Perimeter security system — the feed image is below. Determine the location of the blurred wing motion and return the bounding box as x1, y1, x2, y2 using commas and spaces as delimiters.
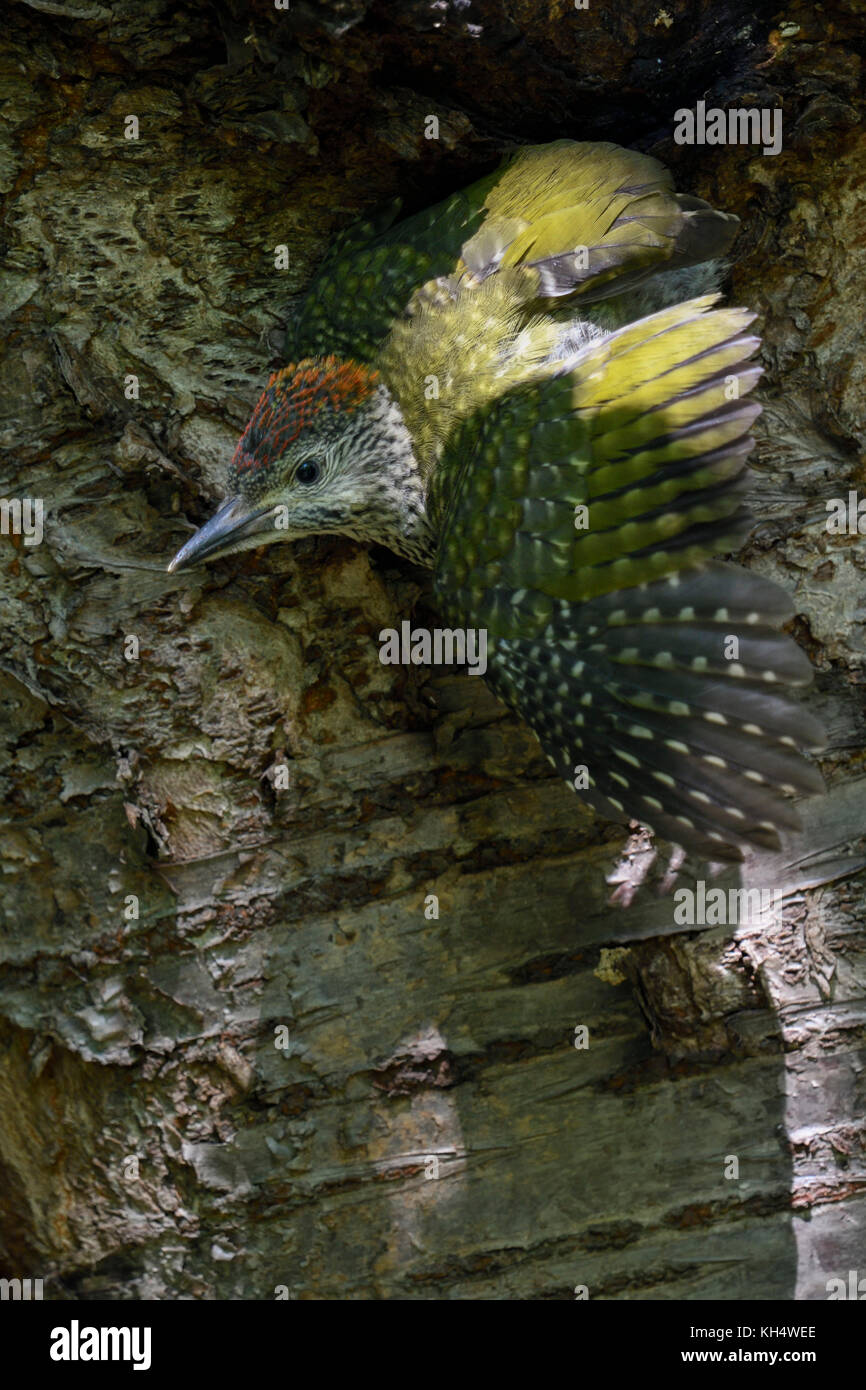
430, 296, 824, 860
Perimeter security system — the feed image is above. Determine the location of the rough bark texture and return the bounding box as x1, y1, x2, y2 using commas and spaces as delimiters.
0, 0, 864, 1300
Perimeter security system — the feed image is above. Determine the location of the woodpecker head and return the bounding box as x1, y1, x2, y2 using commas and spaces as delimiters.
167, 356, 433, 573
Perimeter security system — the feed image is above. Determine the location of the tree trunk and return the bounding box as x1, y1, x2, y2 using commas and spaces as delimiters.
1, 0, 863, 1300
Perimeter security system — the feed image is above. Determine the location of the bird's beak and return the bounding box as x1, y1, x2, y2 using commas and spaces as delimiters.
167, 495, 277, 573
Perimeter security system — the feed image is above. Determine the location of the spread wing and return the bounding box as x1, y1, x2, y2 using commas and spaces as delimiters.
429, 296, 824, 860
285, 141, 738, 365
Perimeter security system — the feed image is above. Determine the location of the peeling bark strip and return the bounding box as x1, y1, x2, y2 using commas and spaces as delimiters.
0, 0, 864, 1301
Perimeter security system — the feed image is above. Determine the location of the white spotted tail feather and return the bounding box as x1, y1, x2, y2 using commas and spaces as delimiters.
431, 295, 825, 860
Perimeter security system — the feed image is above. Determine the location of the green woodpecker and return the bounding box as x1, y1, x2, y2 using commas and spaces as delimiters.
168, 141, 824, 860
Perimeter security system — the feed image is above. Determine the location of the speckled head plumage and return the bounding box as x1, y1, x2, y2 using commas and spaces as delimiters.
168, 354, 434, 572
228, 356, 381, 500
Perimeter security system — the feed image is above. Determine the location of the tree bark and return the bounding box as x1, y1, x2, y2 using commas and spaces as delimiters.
0, 0, 863, 1300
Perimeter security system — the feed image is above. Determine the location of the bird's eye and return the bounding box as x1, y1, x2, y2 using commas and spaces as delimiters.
295, 460, 320, 484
